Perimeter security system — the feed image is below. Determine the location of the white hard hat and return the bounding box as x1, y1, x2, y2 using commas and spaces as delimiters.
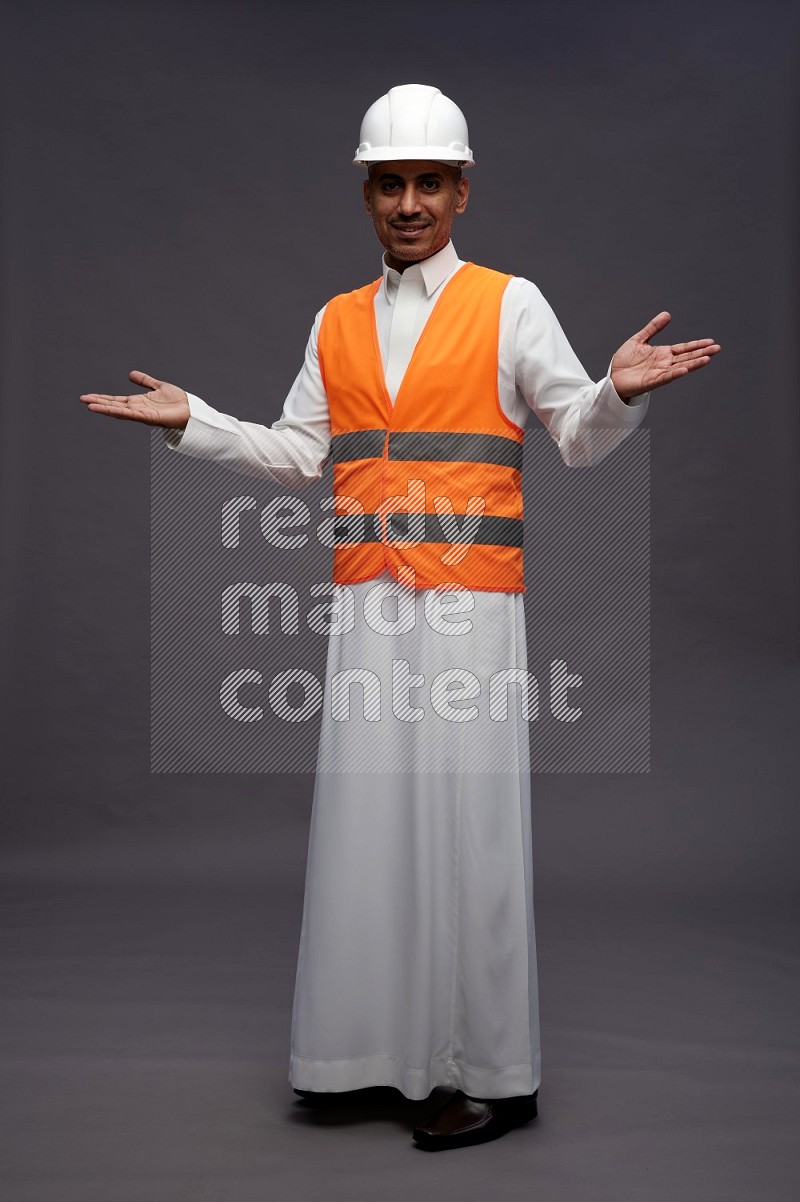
354, 84, 474, 168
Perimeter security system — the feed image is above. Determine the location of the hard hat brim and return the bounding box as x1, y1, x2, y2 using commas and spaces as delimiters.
354, 146, 474, 168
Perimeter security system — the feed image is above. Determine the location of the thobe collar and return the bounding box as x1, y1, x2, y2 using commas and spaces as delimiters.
380, 239, 461, 303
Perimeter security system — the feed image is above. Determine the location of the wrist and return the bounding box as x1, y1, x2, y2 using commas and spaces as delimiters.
611, 373, 638, 404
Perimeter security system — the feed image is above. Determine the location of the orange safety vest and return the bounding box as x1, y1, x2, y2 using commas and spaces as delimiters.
317, 262, 525, 592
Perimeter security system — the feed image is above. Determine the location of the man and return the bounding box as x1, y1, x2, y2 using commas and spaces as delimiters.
81, 84, 720, 1150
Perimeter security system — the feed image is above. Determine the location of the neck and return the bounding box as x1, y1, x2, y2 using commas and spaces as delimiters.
385, 253, 420, 273
385, 243, 446, 274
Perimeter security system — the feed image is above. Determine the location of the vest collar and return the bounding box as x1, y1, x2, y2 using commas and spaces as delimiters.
381, 239, 461, 301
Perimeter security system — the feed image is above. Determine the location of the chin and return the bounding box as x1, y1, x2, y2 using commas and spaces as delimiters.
391, 246, 429, 262
388, 238, 442, 263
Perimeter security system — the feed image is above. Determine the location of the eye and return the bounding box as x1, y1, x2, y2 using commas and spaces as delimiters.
421, 178, 440, 191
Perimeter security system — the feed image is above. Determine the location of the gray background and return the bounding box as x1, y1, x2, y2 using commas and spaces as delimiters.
1, 0, 798, 1198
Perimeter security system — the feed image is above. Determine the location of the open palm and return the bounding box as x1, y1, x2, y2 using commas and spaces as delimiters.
611, 312, 721, 400
80, 370, 190, 428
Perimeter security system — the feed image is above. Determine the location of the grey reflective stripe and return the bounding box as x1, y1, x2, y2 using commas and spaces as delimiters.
331, 429, 523, 470
331, 429, 387, 463
388, 431, 523, 471
332, 512, 523, 548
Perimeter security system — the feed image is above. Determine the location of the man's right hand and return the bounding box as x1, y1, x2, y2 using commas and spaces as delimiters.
80, 370, 190, 429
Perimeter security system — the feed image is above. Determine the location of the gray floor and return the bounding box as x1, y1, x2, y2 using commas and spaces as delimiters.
2, 811, 798, 1201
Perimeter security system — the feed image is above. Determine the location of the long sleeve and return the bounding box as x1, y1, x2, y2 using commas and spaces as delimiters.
162, 308, 332, 488
499, 277, 649, 468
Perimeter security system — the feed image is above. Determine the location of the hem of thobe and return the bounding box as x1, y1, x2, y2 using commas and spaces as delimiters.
288, 1052, 541, 1102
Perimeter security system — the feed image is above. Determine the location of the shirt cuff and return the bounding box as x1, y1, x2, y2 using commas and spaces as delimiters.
161, 393, 217, 453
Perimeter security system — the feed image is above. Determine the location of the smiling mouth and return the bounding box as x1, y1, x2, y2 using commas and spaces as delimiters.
392, 225, 429, 237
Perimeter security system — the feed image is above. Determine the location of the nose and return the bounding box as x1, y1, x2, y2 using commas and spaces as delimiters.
397, 182, 422, 216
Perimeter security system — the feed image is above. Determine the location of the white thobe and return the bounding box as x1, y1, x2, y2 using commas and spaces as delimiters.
165, 241, 649, 1099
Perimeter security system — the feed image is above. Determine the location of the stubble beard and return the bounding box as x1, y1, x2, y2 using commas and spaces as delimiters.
383, 220, 454, 269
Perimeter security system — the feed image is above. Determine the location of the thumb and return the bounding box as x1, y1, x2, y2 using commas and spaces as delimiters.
632, 311, 671, 343
129, 369, 161, 391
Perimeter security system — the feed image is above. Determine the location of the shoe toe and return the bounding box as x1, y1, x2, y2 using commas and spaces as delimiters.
412, 1089, 538, 1150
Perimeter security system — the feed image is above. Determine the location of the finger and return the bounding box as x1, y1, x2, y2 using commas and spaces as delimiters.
79, 399, 133, 413
85, 400, 133, 418
669, 338, 720, 356
84, 400, 154, 422
670, 345, 721, 368
129, 369, 161, 390
633, 311, 671, 343
680, 355, 714, 372
655, 357, 713, 386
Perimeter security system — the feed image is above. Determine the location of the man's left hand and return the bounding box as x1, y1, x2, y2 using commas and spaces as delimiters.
611, 311, 721, 401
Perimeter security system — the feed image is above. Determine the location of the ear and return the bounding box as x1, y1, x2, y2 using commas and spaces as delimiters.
363, 177, 372, 215
455, 176, 470, 216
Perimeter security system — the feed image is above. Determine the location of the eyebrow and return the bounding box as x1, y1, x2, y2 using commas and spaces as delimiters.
375, 171, 445, 183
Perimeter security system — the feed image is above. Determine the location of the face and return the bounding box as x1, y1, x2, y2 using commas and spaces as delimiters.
363, 160, 470, 271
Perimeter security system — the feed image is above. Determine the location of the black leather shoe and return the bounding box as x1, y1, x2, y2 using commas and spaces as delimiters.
412, 1089, 538, 1150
